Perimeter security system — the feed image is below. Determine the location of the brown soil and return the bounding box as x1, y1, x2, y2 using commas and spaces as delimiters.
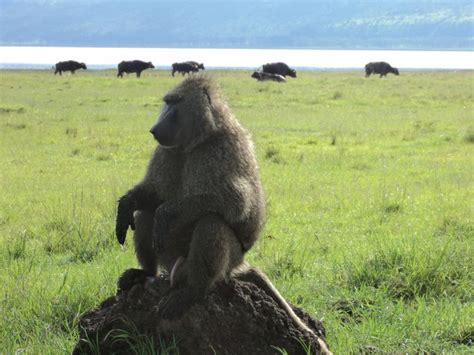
73, 272, 329, 354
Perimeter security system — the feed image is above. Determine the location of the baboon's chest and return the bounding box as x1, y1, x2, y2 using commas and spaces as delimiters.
154, 151, 185, 200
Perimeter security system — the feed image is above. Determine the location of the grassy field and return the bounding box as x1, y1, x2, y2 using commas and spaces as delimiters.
0, 69, 473, 354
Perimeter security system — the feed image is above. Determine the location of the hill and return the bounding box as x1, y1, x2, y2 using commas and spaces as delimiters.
0, 0, 473, 49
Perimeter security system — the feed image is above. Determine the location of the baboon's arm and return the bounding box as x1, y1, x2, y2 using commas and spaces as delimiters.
116, 184, 162, 245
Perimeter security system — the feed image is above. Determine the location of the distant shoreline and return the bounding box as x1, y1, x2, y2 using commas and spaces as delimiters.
1, 47, 473, 70
1, 64, 473, 72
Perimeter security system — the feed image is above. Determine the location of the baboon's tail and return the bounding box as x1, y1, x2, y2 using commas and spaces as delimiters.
233, 263, 332, 355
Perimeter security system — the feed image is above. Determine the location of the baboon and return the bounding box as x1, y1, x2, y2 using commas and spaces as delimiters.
116, 75, 265, 305
115, 75, 331, 354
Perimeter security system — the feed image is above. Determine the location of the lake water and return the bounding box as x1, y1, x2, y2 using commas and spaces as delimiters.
0, 46, 473, 70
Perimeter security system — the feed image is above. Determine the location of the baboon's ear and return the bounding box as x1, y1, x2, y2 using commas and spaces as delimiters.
203, 88, 211, 105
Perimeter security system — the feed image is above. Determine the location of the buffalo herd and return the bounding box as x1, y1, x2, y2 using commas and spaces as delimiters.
53, 59, 400, 80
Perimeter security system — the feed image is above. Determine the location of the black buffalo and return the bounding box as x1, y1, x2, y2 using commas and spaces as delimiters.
365, 62, 399, 77
54, 60, 87, 75
117, 60, 155, 78
262, 62, 296, 78
251, 71, 286, 82
171, 61, 205, 77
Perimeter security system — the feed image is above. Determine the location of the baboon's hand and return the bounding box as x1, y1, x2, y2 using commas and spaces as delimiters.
153, 203, 176, 251
116, 194, 136, 245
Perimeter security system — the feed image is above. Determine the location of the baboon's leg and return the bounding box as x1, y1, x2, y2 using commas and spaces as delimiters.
186, 214, 244, 294
156, 224, 193, 276
165, 214, 244, 293
120, 209, 192, 291
133, 210, 158, 274
158, 214, 243, 318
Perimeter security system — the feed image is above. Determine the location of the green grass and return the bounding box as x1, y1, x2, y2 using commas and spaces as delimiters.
1, 69, 473, 353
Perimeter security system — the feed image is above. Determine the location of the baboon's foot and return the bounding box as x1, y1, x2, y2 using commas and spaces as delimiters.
117, 268, 155, 292
158, 287, 202, 319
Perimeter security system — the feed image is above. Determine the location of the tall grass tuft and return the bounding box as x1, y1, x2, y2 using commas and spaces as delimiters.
342, 240, 472, 300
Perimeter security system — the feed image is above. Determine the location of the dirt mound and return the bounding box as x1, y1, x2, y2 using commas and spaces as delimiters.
73, 272, 329, 354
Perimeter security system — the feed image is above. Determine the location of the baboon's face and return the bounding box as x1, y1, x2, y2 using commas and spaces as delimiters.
81, 63, 87, 69
393, 68, 399, 75
150, 93, 183, 148
150, 78, 218, 150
